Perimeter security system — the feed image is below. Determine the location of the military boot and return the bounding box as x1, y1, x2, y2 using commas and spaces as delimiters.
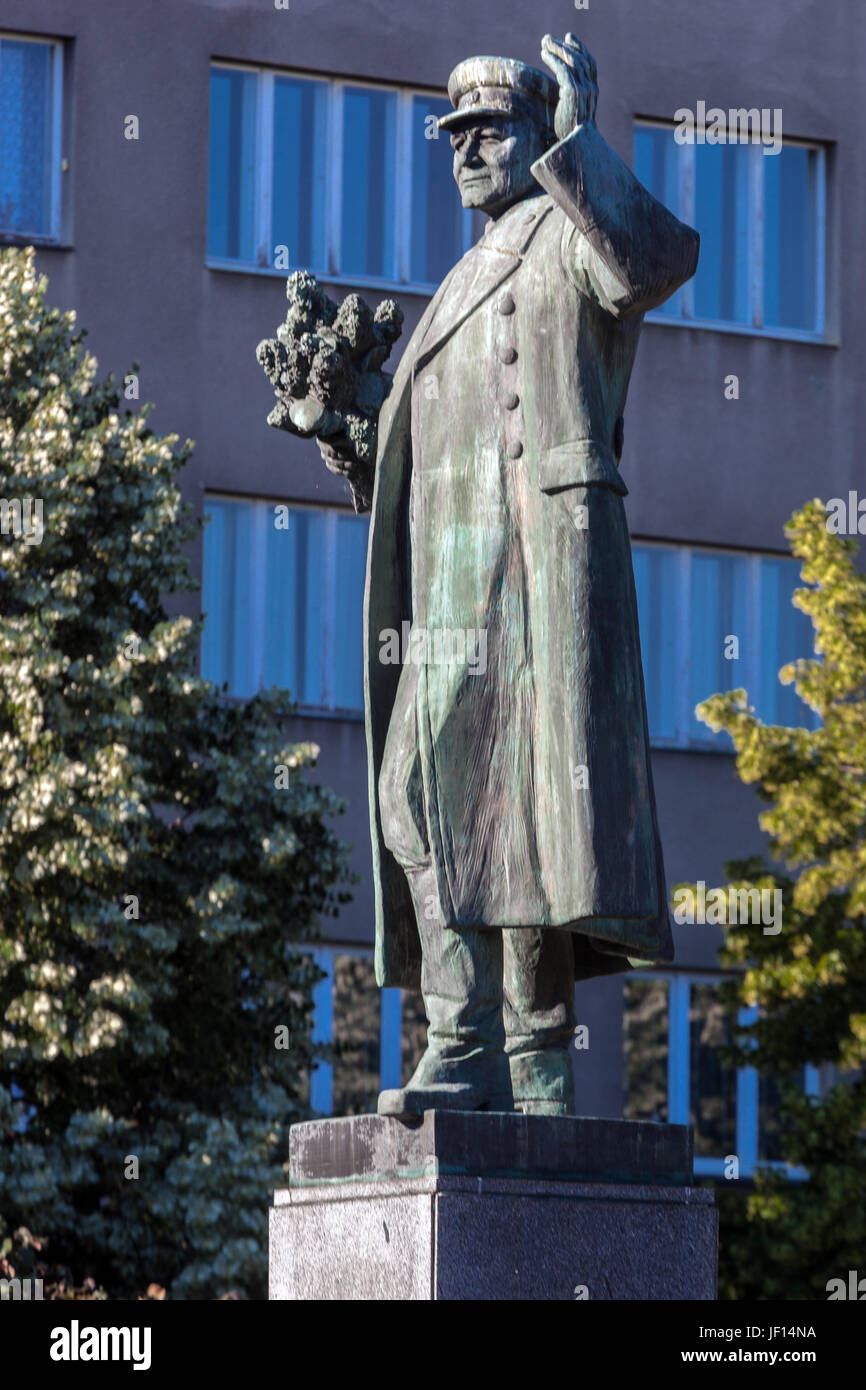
503, 925, 576, 1116
377, 865, 512, 1116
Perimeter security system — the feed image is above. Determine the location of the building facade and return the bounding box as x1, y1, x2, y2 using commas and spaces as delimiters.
2, 0, 856, 1180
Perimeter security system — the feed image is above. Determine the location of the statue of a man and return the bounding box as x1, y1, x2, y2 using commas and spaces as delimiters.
317, 34, 699, 1117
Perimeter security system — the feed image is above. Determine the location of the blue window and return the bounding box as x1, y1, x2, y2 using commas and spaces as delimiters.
632, 544, 818, 748
0, 34, 61, 240
207, 65, 471, 286
763, 144, 819, 332
692, 143, 751, 325
201, 496, 369, 713
624, 974, 819, 1179
632, 545, 679, 741
688, 551, 752, 741
341, 86, 398, 280
272, 75, 329, 271
308, 945, 424, 1117
410, 94, 465, 285
633, 122, 825, 338
207, 67, 257, 263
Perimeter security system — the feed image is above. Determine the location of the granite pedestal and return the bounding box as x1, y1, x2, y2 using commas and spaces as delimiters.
269, 1112, 717, 1300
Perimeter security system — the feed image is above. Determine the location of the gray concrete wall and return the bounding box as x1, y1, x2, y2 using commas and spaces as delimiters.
5, 0, 850, 984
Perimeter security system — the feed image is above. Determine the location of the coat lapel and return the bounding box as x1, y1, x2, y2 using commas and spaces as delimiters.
413, 198, 553, 374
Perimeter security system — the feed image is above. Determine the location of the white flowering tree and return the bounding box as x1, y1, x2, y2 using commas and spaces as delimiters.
0, 248, 349, 1299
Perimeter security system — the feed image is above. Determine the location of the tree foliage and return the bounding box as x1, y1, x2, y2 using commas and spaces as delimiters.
691, 501, 866, 1299
0, 247, 350, 1299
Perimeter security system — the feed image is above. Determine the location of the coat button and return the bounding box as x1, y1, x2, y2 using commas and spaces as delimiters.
503, 392, 520, 410
506, 440, 523, 459
498, 345, 518, 364
497, 293, 516, 315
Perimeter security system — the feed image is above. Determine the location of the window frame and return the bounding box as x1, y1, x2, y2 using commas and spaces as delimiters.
0, 31, 64, 244
207, 60, 474, 293
200, 491, 369, 718
632, 538, 820, 752
632, 970, 819, 1180
634, 117, 828, 344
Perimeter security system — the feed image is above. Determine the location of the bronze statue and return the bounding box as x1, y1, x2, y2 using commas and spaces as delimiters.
258, 33, 699, 1118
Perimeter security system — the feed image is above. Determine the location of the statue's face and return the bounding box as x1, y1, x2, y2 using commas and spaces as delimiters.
450, 115, 548, 219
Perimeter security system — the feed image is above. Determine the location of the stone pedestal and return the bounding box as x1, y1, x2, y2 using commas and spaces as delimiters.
269, 1112, 717, 1301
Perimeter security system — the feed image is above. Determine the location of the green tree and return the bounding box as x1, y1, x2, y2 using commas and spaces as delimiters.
0, 247, 349, 1299
688, 500, 866, 1299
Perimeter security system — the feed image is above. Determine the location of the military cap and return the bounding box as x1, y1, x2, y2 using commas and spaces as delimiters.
438, 56, 558, 133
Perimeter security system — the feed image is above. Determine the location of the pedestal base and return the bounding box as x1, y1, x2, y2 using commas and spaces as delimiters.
269, 1112, 717, 1301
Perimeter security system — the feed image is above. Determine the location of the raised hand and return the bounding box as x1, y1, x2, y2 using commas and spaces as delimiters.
540, 33, 598, 141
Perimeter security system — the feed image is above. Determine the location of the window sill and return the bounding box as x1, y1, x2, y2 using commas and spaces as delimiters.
206, 691, 364, 722
650, 738, 735, 754
645, 311, 836, 347
0, 233, 71, 250
206, 257, 439, 299
292, 705, 364, 723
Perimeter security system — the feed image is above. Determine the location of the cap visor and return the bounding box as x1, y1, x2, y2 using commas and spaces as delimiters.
438, 105, 522, 131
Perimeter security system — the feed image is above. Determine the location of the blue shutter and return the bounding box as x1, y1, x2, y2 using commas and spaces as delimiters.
228, 501, 255, 696
0, 39, 54, 236
763, 144, 817, 331
300, 511, 327, 706
689, 552, 750, 743
633, 544, 679, 742
264, 504, 297, 696
207, 67, 257, 262
201, 497, 255, 696
758, 557, 816, 727
264, 507, 323, 707
272, 76, 329, 272
333, 513, 369, 711
410, 95, 463, 285
341, 87, 398, 279
693, 144, 750, 325
201, 498, 229, 688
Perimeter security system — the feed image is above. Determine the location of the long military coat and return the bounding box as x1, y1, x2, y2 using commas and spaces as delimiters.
363, 120, 699, 989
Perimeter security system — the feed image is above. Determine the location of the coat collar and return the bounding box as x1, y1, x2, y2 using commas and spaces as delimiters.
479, 191, 552, 254
412, 194, 553, 374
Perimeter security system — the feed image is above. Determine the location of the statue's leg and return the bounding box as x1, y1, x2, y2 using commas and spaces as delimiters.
503, 928, 576, 1117
377, 864, 513, 1116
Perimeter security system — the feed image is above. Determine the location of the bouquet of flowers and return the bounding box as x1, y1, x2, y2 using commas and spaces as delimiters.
256, 271, 403, 509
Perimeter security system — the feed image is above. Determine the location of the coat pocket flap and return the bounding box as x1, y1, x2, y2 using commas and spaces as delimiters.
538, 440, 628, 496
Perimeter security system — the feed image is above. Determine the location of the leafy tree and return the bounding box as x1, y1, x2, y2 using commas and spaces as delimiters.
686, 501, 866, 1299
0, 247, 349, 1299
